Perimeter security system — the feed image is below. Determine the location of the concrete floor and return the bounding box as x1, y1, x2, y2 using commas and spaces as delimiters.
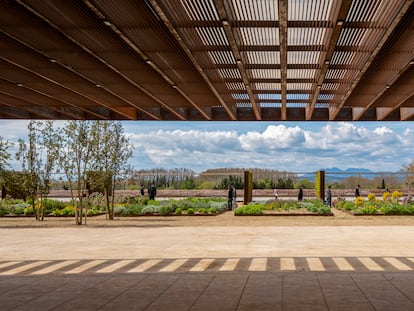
1, 223, 414, 310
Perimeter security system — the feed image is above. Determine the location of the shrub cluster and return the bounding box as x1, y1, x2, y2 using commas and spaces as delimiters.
234, 199, 332, 215
113, 198, 226, 216
0, 197, 104, 217
335, 191, 414, 215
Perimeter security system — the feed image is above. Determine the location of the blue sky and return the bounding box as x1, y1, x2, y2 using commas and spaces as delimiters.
1, 120, 414, 173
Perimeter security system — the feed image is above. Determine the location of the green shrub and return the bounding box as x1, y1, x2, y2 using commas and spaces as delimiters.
114, 205, 128, 215
62, 206, 75, 216
24, 206, 34, 215
268, 200, 282, 210
127, 204, 143, 216
186, 208, 194, 215
13, 206, 25, 215
87, 208, 100, 216
141, 206, 155, 214
53, 206, 74, 216
197, 208, 207, 214
234, 205, 263, 215
160, 205, 174, 216
175, 207, 182, 214
209, 201, 227, 212
379, 203, 414, 215
147, 200, 160, 206
306, 205, 332, 215
0, 205, 6, 217
207, 207, 217, 214
43, 199, 67, 214
282, 201, 298, 211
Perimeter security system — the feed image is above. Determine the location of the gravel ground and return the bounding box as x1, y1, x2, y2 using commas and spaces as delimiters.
1, 208, 414, 227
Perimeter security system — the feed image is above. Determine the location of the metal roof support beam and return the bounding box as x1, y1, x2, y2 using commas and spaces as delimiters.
307, 0, 352, 120
330, 0, 414, 121
149, 0, 235, 121
278, 0, 287, 120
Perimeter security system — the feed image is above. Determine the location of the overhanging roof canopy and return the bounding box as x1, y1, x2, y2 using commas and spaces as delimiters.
1, 0, 413, 121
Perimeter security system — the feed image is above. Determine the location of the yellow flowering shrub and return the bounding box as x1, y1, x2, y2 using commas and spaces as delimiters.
392, 191, 403, 200
354, 196, 365, 207
367, 193, 376, 201
382, 191, 391, 201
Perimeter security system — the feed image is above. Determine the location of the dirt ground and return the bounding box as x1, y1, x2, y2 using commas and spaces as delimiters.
1, 208, 414, 228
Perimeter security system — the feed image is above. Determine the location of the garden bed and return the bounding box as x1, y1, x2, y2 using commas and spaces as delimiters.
334, 191, 414, 216
234, 199, 332, 216
0, 196, 229, 218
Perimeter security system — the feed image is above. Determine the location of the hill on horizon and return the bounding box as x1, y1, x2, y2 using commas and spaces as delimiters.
300, 167, 386, 182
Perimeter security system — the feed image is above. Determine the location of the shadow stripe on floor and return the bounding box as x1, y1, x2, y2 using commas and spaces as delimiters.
1, 257, 414, 275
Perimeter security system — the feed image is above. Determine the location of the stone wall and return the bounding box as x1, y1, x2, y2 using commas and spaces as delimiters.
47, 188, 392, 198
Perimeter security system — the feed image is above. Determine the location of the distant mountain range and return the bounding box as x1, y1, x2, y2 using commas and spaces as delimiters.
300, 167, 401, 182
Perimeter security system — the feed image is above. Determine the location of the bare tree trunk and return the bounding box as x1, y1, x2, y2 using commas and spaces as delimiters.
39, 193, 44, 221
85, 193, 89, 225
32, 197, 38, 221
104, 189, 110, 220
73, 192, 78, 225
111, 184, 116, 220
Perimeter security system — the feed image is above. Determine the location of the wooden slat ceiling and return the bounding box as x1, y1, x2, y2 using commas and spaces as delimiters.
0, 0, 413, 121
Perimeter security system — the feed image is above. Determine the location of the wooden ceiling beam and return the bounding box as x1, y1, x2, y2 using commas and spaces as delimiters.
306, 0, 352, 120
330, 0, 414, 120
149, 0, 236, 121
278, 0, 287, 121
214, 0, 261, 120
14, 0, 173, 121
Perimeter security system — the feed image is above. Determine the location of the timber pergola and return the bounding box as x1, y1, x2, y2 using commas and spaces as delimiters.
0, 0, 413, 121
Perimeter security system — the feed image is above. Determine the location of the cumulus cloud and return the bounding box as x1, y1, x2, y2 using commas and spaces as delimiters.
239, 125, 305, 151
126, 122, 414, 172
1, 120, 414, 172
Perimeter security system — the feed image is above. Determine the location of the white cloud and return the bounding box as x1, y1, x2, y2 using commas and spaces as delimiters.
239, 125, 305, 151
2, 120, 414, 172
126, 122, 414, 172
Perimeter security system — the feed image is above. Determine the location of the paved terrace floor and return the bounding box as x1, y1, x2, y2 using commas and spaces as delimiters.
1, 210, 414, 310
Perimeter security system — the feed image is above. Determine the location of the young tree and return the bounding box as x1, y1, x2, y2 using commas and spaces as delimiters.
54, 121, 94, 225
16, 121, 57, 220
0, 136, 13, 186
404, 161, 414, 193
0, 136, 13, 196
90, 121, 133, 220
